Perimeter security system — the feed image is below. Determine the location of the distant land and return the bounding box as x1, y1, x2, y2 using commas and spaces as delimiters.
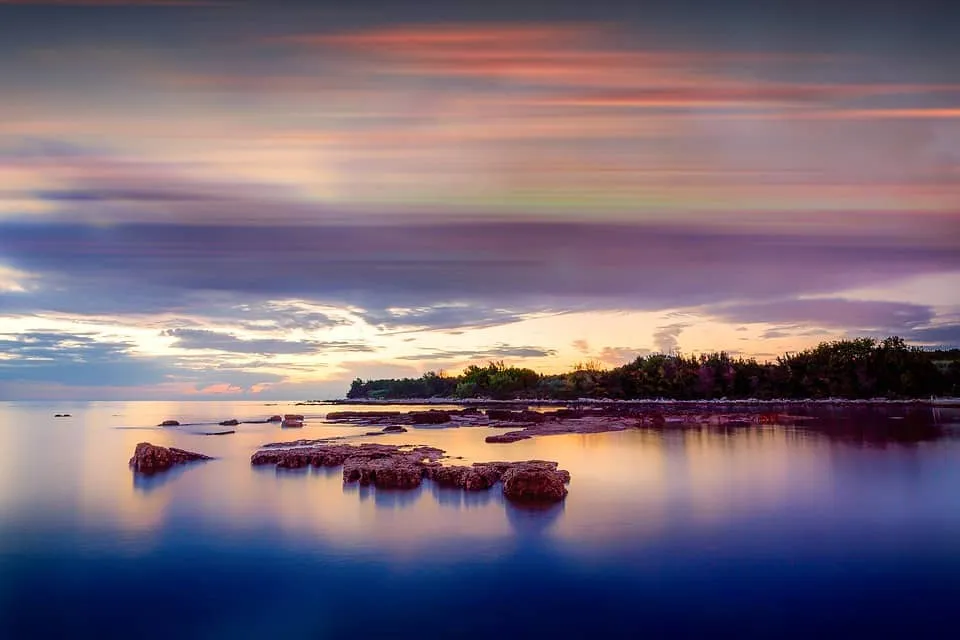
341, 337, 960, 402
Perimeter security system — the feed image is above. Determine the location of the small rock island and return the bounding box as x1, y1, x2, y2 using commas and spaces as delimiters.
252, 442, 570, 503
129, 442, 213, 474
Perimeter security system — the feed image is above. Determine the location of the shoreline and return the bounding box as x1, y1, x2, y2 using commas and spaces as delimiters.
302, 397, 960, 408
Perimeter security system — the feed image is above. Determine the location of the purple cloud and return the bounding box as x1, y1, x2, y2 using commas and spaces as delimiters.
708, 298, 936, 331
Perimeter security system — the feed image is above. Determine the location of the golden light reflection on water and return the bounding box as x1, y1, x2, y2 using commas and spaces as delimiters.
0, 401, 847, 554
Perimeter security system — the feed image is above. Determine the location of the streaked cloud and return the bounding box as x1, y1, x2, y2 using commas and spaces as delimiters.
0, 0, 220, 5
707, 298, 935, 332
0, 332, 172, 386
161, 328, 374, 354
395, 343, 557, 362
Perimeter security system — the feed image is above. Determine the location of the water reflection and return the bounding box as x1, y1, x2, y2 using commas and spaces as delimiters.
371, 486, 424, 510
505, 502, 564, 537
428, 483, 496, 510
2, 401, 960, 638
131, 463, 198, 493
0, 400, 958, 552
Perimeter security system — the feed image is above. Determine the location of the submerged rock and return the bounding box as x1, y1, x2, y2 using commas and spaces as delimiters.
325, 411, 403, 421
486, 409, 546, 423
159, 420, 180, 427
219, 419, 240, 426
382, 425, 408, 433
251, 443, 569, 502
408, 411, 451, 424
485, 432, 531, 444
129, 442, 212, 474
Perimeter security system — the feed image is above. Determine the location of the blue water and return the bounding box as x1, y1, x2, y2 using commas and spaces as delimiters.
1, 401, 958, 638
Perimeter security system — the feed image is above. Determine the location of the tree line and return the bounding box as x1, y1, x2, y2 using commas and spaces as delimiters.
346, 337, 960, 401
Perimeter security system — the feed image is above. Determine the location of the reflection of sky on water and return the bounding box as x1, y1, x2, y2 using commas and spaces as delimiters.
1, 401, 957, 551
1, 401, 959, 636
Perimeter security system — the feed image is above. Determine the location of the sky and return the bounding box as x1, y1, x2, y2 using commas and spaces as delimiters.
0, 0, 958, 400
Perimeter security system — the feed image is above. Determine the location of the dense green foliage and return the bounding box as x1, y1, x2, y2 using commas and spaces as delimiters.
346, 337, 960, 401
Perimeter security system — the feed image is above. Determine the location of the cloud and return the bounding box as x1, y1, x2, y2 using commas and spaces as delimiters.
1, 221, 956, 331
709, 298, 935, 332
596, 346, 649, 366
0, 330, 291, 398
395, 343, 557, 362
0, 332, 173, 386
653, 323, 688, 354
572, 339, 590, 353
272, 23, 832, 92
0, 1, 221, 6
360, 304, 534, 332
272, 22, 960, 122
162, 328, 373, 354
904, 323, 960, 349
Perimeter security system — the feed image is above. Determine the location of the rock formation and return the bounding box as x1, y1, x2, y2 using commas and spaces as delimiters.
382, 425, 408, 433
282, 414, 304, 428
129, 442, 212, 474
316, 406, 810, 444
251, 442, 569, 502
159, 420, 180, 427
501, 462, 570, 502
485, 432, 532, 443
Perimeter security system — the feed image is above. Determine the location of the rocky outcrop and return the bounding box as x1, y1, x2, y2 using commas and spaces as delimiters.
382, 425, 408, 433
501, 461, 570, 502
296, 405, 820, 445
485, 432, 532, 444
266, 415, 283, 423
129, 442, 212, 474
159, 420, 180, 427
343, 455, 424, 489
282, 414, 304, 428
252, 443, 444, 481
251, 443, 569, 502
425, 464, 501, 491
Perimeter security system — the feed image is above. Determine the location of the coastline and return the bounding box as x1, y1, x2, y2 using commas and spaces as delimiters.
303, 397, 960, 408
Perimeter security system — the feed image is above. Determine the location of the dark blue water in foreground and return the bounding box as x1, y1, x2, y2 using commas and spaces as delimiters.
1, 401, 959, 638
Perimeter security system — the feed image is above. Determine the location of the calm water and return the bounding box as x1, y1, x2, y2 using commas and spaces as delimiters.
1, 401, 959, 638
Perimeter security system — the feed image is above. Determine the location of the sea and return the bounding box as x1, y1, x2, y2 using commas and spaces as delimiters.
1, 400, 958, 638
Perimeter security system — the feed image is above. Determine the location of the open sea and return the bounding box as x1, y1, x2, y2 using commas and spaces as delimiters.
1, 400, 958, 638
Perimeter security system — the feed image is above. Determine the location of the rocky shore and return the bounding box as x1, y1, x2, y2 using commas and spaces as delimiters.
309, 397, 953, 407
129, 442, 213, 474
251, 442, 570, 502
322, 407, 814, 443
